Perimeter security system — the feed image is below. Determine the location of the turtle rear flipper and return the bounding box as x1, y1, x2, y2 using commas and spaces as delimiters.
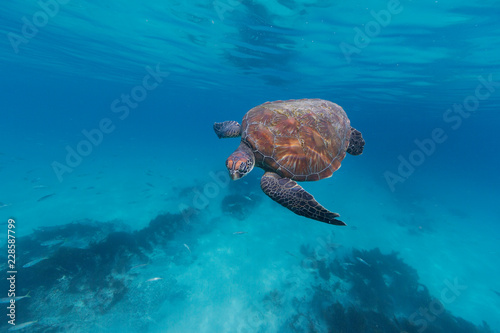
347, 127, 365, 155
260, 172, 346, 226
214, 121, 241, 139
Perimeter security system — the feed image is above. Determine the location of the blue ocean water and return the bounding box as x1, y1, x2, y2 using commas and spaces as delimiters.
1, 0, 499, 332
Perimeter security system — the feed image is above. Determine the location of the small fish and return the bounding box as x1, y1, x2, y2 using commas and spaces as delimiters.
326, 243, 342, 250
0, 291, 30, 303
0, 202, 12, 208
146, 182, 155, 188
233, 231, 248, 235
32, 185, 48, 189
146, 277, 163, 282
492, 289, 500, 297
130, 263, 149, 271
23, 257, 49, 268
41, 239, 65, 247
342, 262, 355, 267
356, 257, 371, 267
244, 196, 252, 201
37, 193, 55, 202
8, 320, 37, 331
183, 244, 191, 253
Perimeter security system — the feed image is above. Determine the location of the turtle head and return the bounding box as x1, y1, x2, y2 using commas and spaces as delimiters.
226, 142, 255, 180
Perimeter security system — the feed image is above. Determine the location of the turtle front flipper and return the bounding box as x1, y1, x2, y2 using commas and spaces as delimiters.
346, 127, 365, 155
260, 172, 346, 226
214, 121, 241, 139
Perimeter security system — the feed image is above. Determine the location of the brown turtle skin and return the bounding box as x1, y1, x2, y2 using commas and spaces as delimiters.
241, 99, 351, 182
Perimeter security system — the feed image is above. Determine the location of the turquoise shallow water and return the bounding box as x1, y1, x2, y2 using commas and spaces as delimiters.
1, 1, 500, 332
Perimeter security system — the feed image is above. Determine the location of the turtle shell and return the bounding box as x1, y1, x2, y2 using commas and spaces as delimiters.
241, 99, 351, 181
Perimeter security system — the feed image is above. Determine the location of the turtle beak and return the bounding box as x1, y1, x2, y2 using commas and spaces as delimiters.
229, 170, 241, 181
226, 158, 242, 180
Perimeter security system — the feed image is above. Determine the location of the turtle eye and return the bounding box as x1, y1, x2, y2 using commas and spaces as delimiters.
238, 162, 247, 172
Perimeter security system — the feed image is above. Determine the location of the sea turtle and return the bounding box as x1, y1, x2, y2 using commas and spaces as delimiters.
213, 99, 364, 226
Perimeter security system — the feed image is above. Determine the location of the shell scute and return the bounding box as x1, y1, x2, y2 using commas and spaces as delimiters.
246, 123, 274, 153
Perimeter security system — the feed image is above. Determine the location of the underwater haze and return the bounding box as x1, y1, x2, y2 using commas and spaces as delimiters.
1, 0, 500, 332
